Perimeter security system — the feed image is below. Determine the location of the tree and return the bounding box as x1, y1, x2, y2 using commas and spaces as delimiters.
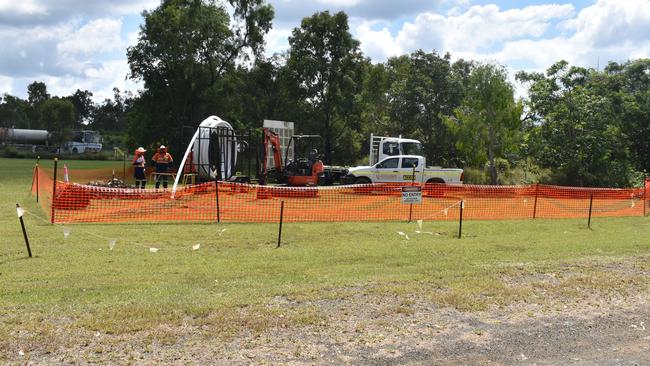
602, 59, 650, 174
27, 81, 50, 106
0, 94, 30, 128
357, 63, 391, 132
447, 63, 522, 184
286, 11, 366, 164
126, 0, 273, 150
92, 88, 133, 132
66, 89, 94, 128
41, 98, 75, 148
384, 50, 465, 166
201, 55, 300, 128
27, 81, 50, 129
517, 61, 637, 187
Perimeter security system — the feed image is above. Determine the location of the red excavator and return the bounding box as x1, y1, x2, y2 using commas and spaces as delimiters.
259, 128, 325, 186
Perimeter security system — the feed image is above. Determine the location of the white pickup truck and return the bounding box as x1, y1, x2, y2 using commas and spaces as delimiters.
344, 155, 463, 185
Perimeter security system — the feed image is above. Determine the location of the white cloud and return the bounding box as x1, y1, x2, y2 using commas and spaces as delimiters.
270, 0, 444, 24
491, 0, 650, 69
395, 4, 575, 55
104, 0, 160, 15
0, 1, 144, 101
265, 27, 292, 56
0, 75, 13, 95
356, 21, 403, 60
126, 30, 141, 48
314, 0, 363, 6
0, 0, 46, 16
0, 0, 157, 27
57, 18, 124, 56
38, 59, 140, 102
350, 0, 650, 76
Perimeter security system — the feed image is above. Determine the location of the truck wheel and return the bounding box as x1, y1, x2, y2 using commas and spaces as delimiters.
426, 178, 445, 184
355, 177, 371, 185
72, 147, 78, 153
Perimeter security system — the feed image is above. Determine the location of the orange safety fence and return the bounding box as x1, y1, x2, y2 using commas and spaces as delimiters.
30, 165, 650, 224
31, 164, 54, 221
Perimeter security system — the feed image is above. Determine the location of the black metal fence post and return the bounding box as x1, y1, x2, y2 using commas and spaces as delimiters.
35, 157, 40, 203
198, 126, 202, 183
277, 201, 285, 248
587, 193, 594, 229
532, 182, 539, 219
16, 204, 32, 258
215, 179, 220, 223
458, 200, 464, 239
51, 157, 58, 224
123, 151, 126, 182
640, 174, 648, 217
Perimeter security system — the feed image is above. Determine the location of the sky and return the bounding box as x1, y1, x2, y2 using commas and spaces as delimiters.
0, 0, 649, 102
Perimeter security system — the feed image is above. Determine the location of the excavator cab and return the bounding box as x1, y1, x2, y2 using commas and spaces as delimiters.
258, 129, 324, 186
284, 134, 324, 186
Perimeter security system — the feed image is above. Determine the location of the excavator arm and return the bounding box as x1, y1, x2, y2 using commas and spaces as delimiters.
260, 128, 283, 184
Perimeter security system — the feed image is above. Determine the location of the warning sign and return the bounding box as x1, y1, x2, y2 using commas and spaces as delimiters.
401, 186, 422, 204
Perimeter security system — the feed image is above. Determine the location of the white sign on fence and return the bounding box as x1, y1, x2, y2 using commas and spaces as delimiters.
402, 186, 422, 204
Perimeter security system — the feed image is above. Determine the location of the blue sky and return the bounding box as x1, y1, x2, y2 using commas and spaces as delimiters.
0, 0, 649, 102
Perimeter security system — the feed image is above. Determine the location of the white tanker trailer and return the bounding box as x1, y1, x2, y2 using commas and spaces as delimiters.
0, 128, 102, 153
0, 128, 49, 145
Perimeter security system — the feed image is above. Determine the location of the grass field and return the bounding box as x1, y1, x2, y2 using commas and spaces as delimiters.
1, 157, 650, 362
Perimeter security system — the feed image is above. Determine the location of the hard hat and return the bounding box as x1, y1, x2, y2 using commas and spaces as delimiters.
159, 145, 166, 150
136, 147, 146, 153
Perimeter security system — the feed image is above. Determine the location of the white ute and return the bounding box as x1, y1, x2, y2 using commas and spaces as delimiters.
344, 134, 463, 184
346, 155, 463, 184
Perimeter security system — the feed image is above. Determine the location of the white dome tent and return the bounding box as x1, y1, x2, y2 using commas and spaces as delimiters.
171, 116, 237, 197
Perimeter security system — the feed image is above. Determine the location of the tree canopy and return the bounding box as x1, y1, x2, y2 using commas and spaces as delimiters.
40, 98, 75, 147
448, 63, 522, 184
126, 0, 273, 151
517, 61, 640, 187
384, 50, 466, 166
286, 11, 366, 164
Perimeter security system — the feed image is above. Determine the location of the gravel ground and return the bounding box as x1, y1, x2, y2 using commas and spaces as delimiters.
8, 291, 649, 365
6, 265, 650, 365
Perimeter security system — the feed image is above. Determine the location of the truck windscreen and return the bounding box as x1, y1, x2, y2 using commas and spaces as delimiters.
84, 132, 101, 143
401, 142, 423, 156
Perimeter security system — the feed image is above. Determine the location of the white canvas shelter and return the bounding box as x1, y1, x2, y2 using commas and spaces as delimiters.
172, 116, 236, 197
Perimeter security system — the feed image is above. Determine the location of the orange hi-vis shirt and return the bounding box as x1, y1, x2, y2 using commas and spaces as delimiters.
152, 152, 173, 165
152, 151, 173, 173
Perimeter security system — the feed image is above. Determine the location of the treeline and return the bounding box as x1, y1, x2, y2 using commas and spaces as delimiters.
1, 0, 649, 187
0, 85, 132, 147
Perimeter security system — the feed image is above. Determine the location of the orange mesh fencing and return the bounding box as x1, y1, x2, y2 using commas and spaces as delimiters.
31, 165, 54, 221
30, 166, 649, 224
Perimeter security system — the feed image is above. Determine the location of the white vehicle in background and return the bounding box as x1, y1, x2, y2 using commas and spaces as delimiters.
369, 134, 424, 165
63, 130, 103, 153
345, 155, 463, 185
342, 134, 464, 184
0, 128, 102, 153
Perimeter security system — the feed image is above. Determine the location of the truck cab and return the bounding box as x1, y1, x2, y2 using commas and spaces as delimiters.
370, 134, 424, 165
64, 130, 103, 153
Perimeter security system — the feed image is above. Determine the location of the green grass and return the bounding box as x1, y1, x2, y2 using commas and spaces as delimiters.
1, 157, 650, 356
